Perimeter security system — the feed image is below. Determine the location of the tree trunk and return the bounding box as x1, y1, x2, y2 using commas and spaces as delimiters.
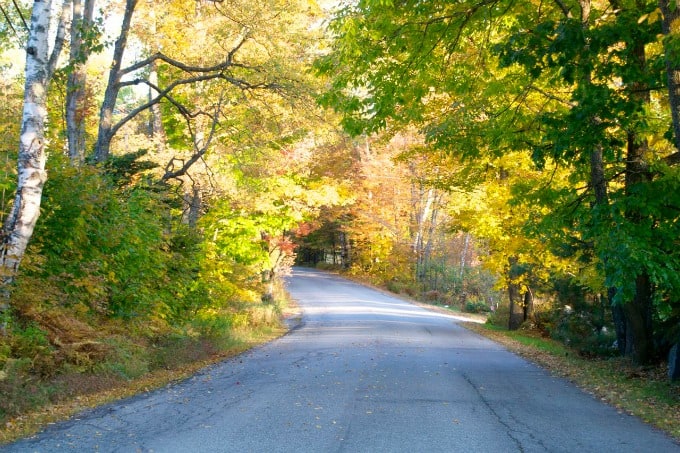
340, 230, 350, 269
621, 37, 655, 365
185, 184, 201, 228
93, 0, 138, 162
148, 59, 165, 152
522, 287, 533, 322
1, 0, 68, 327
66, 0, 94, 164
412, 185, 434, 281
146, 4, 165, 152
507, 256, 523, 330
660, 0, 680, 151
591, 147, 629, 352
622, 274, 655, 364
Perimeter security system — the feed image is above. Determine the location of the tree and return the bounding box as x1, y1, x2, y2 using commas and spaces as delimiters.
65, 0, 96, 164
1, 0, 68, 297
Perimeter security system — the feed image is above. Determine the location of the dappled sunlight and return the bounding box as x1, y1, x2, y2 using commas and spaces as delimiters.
280, 269, 496, 353
287, 268, 485, 325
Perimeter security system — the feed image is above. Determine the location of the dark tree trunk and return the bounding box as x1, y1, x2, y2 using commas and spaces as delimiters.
620, 39, 655, 365
507, 256, 523, 330
523, 288, 533, 322
660, 0, 680, 152
93, 0, 138, 162
66, 0, 94, 164
622, 274, 655, 364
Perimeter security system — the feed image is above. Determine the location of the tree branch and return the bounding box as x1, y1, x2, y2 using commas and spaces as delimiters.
161, 95, 226, 182
0, 5, 20, 42
551, 0, 572, 18
110, 72, 277, 139
47, 0, 71, 80
11, 0, 28, 31
663, 151, 680, 166
119, 27, 251, 77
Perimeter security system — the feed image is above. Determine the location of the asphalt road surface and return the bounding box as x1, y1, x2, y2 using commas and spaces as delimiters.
4, 268, 679, 452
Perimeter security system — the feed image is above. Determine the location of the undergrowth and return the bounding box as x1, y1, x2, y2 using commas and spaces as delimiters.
0, 281, 292, 445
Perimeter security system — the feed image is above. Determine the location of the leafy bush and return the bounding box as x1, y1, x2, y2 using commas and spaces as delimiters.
487, 303, 511, 327
424, 290, 442, 302
315, 262, 343, 271
464, 299, 492, 314
26, 159, 207, 323
543, 278, 617, 357
94, 337, 150, 380
0, 359, 54, 420
548, 307, 618, 357
386, 279, 407, 294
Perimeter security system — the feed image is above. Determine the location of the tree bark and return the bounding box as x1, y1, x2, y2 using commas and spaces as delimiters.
660, 0, 680, 152
66, 0, 94, 164
146, 3, 165, 153
93, 0, 138, 162
522, 287, 532, 321
148, 59, 165, 152
621, 35, 655, 365
507, 256, 523, 330
1, 0, 69, 328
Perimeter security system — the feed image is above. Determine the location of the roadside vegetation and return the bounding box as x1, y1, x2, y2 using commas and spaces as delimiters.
0, 277, 294, 444
0, 0, 342, 443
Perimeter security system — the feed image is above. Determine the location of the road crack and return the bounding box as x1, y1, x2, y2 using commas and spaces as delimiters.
461, 372, 549, 452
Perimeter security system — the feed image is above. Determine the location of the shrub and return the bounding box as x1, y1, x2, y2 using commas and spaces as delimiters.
94, 337, 150, 380
486, 303, 511, 327
315, 262, 342, 271
0, 359, 54, 420
549, 307, 618, 357
464, 299, 492, 314
424, 290, 442, 302
386, 279, 405, 294
9, 324, 57, 377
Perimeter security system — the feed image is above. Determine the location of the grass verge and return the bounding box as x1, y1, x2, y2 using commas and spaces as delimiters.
0, 321, 288, 446
463, 322, 680, 442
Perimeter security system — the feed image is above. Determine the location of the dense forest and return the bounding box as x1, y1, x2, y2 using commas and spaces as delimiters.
0, 0, 679, 427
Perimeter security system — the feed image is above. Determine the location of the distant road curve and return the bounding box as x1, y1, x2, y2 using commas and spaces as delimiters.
5, 268, 679, 452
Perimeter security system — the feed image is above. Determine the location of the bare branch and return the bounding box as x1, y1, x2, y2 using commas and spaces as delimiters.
11, 0, 28, 31
0, 5, 20, 42
47, 0, 72, 80
119, 27, 251, 77
161, 94, 226, 182
110, 72, 276, 139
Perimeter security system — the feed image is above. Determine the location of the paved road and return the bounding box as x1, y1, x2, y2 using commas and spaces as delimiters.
4, 268, 679, 452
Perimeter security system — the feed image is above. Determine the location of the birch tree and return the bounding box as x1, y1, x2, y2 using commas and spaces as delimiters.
1, 0, 69, 314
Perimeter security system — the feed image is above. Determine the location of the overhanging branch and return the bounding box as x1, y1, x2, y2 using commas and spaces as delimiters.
161, 94, 226, 182
120, 27, 251, 77
110, 72, 278, 139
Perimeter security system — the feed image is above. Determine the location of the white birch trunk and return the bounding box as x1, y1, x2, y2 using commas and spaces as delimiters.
1, 1, 69, 330
1, 0, 53, 283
